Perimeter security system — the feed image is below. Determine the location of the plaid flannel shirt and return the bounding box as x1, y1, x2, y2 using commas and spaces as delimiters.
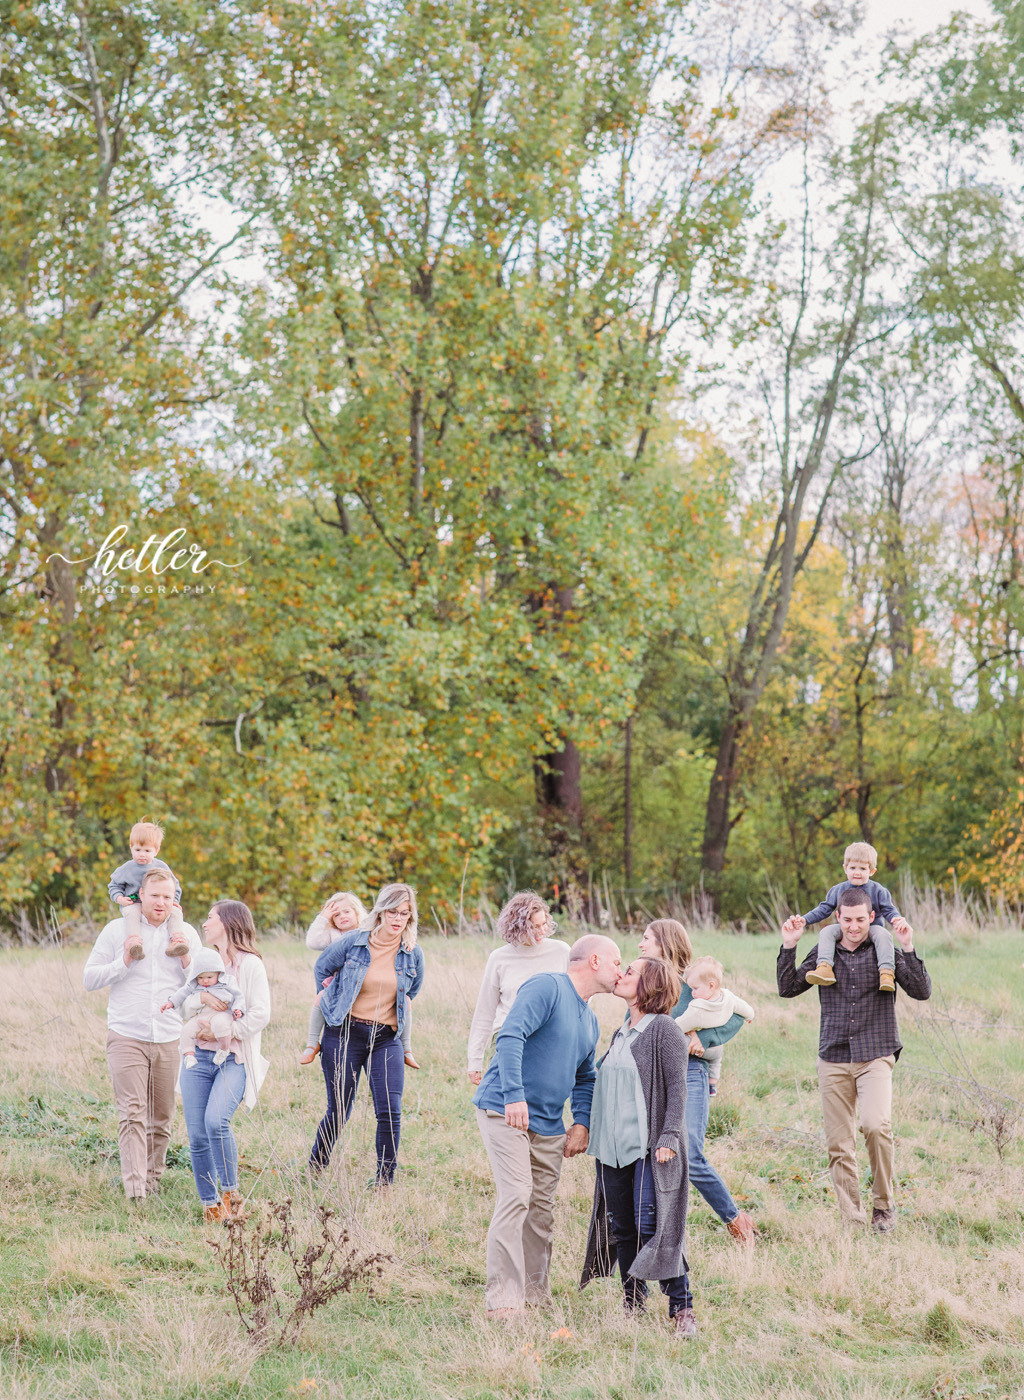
776, 933, 931, 1063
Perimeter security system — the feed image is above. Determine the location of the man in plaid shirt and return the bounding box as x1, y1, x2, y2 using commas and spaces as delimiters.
777, 884, 931, 1232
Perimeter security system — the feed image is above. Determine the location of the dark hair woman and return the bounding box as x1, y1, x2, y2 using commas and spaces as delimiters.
179, 900, 271, 1222
638, 918, 755, 1245
580, 956, 698, 1337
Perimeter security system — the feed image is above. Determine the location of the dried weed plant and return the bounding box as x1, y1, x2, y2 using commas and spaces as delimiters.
210, 1198, 390, 1350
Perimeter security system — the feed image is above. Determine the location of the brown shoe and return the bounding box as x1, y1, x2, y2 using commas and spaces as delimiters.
203, 1202, 225, 1224
871, 1207, 896, 1234
165, 935, 190, 958
126, 936, 145, 961
222, 1190, 247, 1220
805, 962, 836, 986
403, 1052, 421, 1070
672, 1307, 699, 1338
878, 970, 896, 993
726, 1211, 756, 1245
299, 1044, 320, 1065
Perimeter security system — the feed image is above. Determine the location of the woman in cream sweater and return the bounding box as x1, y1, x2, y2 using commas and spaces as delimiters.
181, 900, 271, 1222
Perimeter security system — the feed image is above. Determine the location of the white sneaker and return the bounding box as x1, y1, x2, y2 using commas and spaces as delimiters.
182, 1055, 197, 1070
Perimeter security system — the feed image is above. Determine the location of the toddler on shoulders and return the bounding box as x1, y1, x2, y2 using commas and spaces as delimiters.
108, 820, 188, 959
782, 842, 912, 994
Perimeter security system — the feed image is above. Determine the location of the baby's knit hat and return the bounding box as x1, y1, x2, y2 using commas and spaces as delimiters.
191, 948, 226, 979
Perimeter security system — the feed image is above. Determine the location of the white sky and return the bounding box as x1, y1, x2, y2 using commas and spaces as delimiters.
861, 0, 993, 40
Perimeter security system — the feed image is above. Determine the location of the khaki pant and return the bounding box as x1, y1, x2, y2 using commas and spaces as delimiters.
476, 1109, 565, 1311
817, 1055, 895, 1223
106, 1031, 180, 1198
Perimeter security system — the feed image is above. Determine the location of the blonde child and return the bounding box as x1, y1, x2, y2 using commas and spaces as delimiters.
161, 949, 245, 1068
676, 956, 755, 1095
300, 891, 421, 1070
782, 841, 912, 993
108, 820, 188, 959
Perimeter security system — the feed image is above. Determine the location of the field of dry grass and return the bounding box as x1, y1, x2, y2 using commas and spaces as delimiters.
0, 924, 1022, 1399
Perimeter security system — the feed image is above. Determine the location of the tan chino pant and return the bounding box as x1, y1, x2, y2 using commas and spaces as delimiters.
817, 1055, 895, 1223
106, 1031, 180, 1198
476, 1108, 566, 1311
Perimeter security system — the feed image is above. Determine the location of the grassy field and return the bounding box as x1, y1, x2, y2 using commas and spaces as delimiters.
1, 924, 1023, 1400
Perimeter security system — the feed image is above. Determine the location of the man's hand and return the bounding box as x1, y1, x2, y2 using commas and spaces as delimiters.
893, 921, 915, 953
781, 920, 803, 950
199, 989, 230, 1013
122, 937, 140, 966
654, 1146, 676, 1164
686, 1031, 704, 1058
467, 1070, 482, 1086
563, 1124, 589, 1158
504, 1101, 529, 1130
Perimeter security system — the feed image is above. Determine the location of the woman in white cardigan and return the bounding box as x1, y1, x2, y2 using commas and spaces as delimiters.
181, 900, 271, 1222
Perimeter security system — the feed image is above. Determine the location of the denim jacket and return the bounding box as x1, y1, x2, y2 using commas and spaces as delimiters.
313, 927, 424, 1035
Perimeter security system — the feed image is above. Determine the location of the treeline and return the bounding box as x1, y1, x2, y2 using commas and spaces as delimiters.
2, 0, 1023, 926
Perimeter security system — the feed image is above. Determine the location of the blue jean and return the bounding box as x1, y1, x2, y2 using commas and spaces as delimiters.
597, 1157, 692, 1316
310, 1020, 404, 1183
179, 1048, 246, 1205
686, 1058, 738, 1223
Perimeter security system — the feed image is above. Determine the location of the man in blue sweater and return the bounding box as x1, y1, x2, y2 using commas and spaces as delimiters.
473, 933, 622, 1319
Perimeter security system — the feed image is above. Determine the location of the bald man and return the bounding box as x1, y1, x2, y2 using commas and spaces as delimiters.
473, 933, 622, 1318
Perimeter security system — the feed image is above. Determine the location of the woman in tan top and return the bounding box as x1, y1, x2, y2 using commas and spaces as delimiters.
309, 883, 425, 1185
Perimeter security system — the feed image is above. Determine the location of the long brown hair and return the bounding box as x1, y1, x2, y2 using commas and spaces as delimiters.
634, 957, 682, 1016
212, 900, 262, 960
645, 919, 692, 976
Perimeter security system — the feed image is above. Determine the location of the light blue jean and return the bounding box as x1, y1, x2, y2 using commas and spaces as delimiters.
179, 1048, 246, 1205
685, 1058, 738, 1224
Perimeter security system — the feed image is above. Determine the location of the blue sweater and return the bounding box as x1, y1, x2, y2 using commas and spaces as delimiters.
801, 878, 900, 927
473, 972, 599, 1136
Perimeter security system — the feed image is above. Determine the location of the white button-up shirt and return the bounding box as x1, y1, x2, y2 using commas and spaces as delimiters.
83, 914, 204, 1043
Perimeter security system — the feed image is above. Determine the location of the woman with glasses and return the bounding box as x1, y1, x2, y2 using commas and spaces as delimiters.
308, 882, 424, 1186
466, 891, 571, 1086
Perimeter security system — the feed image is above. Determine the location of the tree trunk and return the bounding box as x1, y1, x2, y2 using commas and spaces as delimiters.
534, 739, 583, 832
701, 714, 742, 875
623, 714, 634, 884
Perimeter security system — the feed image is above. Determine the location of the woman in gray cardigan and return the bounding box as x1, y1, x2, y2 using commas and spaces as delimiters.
580, 957, 696, 1337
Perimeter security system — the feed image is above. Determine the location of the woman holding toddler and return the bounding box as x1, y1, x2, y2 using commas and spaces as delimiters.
177, 900, 271, 1222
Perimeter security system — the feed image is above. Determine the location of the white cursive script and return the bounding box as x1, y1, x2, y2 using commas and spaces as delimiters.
47, 526, 248, 577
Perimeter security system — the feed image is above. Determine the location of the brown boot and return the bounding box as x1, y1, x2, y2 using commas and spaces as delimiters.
203, 1202, 224, 1224
222, 1190, 247, 1220
126, 935, 145, 961
672, 1307, 699, 1338
805, 962, 836, 986
878, 970, 896, 993
165, 934, 190, 958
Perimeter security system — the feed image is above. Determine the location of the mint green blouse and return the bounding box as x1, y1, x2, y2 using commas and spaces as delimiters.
587, 1014, 652, 1167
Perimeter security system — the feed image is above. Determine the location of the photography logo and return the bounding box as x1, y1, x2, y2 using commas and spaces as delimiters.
47, 525, 249, 597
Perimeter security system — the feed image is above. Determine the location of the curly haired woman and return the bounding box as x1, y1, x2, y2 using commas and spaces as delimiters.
466, 891, 571, 1085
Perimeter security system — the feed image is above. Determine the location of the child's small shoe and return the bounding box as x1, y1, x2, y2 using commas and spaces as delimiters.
212, 1049, 229, 1066
404, 1052, 421, 1070
708, 1081, 718, 1097
182, 1054, 197, 1070
878, 969, 896, 993
165, 934, 190, 958
805, 962, 837, 986
126, 936, 145, 961
298, 1044, 320, 1065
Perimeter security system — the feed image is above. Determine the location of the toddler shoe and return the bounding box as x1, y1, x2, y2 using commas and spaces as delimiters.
126, 936, 145, 961
212, 1049, 229, 1066
404, 1051, 421, 1070
878, 970, 896, 993
298, 1044, 320, 1065
182, 1054, 197, 1070
805, 962, 836, 985
708, 1082, 718, 1097
165, 934, 190, 958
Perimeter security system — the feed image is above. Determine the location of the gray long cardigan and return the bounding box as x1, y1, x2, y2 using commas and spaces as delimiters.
580, 1013, 690, 1286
